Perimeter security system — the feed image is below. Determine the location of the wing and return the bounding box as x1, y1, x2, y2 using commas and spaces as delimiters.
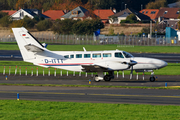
81, 64, 111, 72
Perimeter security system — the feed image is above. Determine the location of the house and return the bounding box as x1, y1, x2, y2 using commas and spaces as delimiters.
109, 8, 151, 24
43, 10, 65, 20
93, 9, 114, 23
156, 8, 180, 22
1, 10, 17, 16
11, 9, 49, 20
60, 6, 95, 20
139, 9, 159, 21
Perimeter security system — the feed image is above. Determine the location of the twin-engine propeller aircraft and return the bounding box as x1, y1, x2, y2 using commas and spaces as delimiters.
12, 27, 167, 82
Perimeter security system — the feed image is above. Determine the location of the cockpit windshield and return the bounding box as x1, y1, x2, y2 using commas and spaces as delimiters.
122, 51, 133, 58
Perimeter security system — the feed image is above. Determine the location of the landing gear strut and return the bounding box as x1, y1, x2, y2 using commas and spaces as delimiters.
149, 71, 155, 82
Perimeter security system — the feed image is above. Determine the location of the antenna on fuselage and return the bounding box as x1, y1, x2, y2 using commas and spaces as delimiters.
83, 47, 86, 52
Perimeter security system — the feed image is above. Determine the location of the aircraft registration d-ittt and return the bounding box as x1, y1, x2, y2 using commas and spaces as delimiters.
12, 27, 167, 82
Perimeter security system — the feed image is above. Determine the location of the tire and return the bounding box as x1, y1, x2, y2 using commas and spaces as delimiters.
94, 75, 100, 82
149, 76, 155, 82
104, 75, 111, 81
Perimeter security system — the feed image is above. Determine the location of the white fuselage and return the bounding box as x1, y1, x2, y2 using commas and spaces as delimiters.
31, 50, 167, 72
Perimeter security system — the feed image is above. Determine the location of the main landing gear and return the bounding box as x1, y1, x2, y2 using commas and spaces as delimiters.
94, 71, 114, 82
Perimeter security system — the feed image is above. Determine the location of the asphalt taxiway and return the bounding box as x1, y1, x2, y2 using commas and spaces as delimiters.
0, 85, 180, 105
0, 75, 180, 105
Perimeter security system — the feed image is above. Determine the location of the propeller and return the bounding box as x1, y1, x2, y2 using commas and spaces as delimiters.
129, 60, 137, 79
121, 60, 137, 79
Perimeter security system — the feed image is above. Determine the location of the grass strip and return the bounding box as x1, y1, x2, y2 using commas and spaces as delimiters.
0, 100, 180, 120
0, 61, 180, 75
0, 83, 180, 90
1, 43, 180, 53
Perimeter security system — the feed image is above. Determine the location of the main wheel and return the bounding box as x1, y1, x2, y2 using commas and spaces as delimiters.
149, 76, 155, 82
94, 75, 100, 82
104, 75, 111, 81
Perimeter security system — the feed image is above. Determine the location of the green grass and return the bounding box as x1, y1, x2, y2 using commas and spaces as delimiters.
1, 43, 180, 53
0, 100, 180, 120
0, 83, 180, 89
0, 61, 179, 75
0, 61, 180, 75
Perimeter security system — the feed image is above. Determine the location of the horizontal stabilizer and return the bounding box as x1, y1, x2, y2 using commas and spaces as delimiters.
24, 44, 44, 52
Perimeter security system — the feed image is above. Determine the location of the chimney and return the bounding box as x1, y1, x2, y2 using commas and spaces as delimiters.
113, 8, 116, 13
42, 9, 44, 13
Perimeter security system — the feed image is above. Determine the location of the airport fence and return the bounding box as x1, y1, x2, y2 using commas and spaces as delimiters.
0, 33, 179, 46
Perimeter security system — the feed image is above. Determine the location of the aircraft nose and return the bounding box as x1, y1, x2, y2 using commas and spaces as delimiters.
160, 60, 168, 68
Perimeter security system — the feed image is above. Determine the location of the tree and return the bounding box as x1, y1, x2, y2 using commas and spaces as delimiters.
146, 0, 167, 9
52, 19, 78, 34
11, 19, 27, 28
36, 19, 52, 31
23, 16, 35, 28
0, 12, 8, 19
72, 19, 104, 35
0, 15, 12, 27
120, 14, 138, 24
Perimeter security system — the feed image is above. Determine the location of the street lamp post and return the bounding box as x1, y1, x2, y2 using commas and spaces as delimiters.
125, 4, 127, 9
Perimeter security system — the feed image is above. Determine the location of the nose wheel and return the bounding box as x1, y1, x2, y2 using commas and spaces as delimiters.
149, 71, 155, 82
149, 76, 155, 82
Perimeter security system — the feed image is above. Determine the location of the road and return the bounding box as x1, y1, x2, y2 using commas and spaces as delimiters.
1, 50, 180, 63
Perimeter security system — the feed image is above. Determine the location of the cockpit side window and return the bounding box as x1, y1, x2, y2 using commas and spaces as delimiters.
115, 52, 124, 58
123, 51, 133, 58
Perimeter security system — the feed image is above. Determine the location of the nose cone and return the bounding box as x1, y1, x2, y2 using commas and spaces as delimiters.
160, 60, 168, 68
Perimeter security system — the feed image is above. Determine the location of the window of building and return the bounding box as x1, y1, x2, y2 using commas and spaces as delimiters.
70, 55, 74, 58
146, 11, 148, 14
142, 11, 145, 14
103, 53, 111, 57
164, 11, 168, 14
177, 11, 179, 14
84, 54, 91, 58
115, 52, 124, 58
76, 54, 82, 58
93, 53, 101, 58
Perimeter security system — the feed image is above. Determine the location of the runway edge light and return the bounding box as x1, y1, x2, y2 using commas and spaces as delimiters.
17, 93, 19, 101
89, 79, 91, 84
165, 82, 167, 87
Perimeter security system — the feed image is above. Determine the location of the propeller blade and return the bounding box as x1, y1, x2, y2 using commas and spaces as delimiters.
130, 66, 133, 79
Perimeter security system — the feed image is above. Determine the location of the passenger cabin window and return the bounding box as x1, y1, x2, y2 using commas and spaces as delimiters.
76, 54, 82, 58
70, 55, 74, 58
123, 51, 133, 58
84, 54, 91, 58
93, 53, 101, 58
115, 52, 124, 58
64, 55, 69, 58
103, 53, 111, 57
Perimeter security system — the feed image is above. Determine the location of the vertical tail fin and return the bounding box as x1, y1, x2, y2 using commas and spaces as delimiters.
12, 27, 44, 62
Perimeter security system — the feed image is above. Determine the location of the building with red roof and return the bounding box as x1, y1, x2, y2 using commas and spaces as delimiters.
139, 9, 159, 21
1, 10, 17, 16
93, 9, 114, 23
43, 10, 65, 20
